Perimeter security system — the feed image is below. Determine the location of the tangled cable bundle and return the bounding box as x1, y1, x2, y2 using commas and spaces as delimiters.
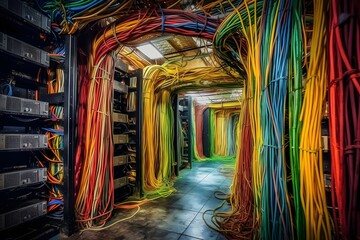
91, 8, 219, 62
211, 1, 264, 238
205, 92, 254, 239
329, 0, 360, 238
213, 0, 264, 79
36, 0, 184, 34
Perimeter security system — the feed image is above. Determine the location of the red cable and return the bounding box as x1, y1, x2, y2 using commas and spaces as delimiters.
329, 0, 360, 238
194, 104, 207, 158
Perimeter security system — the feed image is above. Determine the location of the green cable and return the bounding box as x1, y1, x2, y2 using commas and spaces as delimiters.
288, 0, 304, 237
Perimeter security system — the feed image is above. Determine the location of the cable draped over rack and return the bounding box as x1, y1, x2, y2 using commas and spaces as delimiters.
36, 0, 184, 34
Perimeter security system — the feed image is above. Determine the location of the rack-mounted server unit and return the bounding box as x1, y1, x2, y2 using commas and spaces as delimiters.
0, 134, 48, 150
0, 0, 50, 33
0, 168, 47, 190
0, 200, 47, 231
0, 94, 49, 117
0, 32, 49, 67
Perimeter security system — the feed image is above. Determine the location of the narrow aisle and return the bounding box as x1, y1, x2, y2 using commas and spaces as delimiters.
71, 160, 234, 240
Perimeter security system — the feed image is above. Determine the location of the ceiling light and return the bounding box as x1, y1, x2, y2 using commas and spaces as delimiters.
137, 44, 163, 60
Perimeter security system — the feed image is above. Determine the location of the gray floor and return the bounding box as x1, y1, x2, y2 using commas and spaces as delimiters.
69, 160, 234, 240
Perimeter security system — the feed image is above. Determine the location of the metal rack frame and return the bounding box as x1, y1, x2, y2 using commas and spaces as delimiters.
63, 35, 77, 236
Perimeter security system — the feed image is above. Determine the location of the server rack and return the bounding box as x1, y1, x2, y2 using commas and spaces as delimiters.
177, 95, 192, 169
0, 1, 77, 237
126, 69, 143, 198
113, 64, 143, 200
173, 94, 180, 176
202, 108, 211, 158
62, 35, 77, 236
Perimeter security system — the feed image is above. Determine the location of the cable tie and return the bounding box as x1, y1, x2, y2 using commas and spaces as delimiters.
344, 138, 360, 154
304, 75, 319, 85
93, 76, 111, 81
90, 109, 110, 116
263, 143, 283, 149
143, 92, 152, 99
329, 76, 343, 88
329, 69, 360, 90
289, 85, 303, 93
262, 76, 287, 92
93, 66, 112, 76
299, 147, 319, 153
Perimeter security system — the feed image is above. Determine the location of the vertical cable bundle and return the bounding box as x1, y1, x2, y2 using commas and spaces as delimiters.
75, 54, 114, 228
329, 0, 360, 238
214, 110, 228, 156
259, 0, 293, 238
226, 113, 239, 156
192, 103, 207, 160
288, 0, 304, 237
209, 108, 216, 157
299, 0, 332, 239
156, 90, 175, 189
142, 65, 176, 198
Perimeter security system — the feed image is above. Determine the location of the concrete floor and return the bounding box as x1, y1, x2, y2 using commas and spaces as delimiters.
69, 160, 234, 240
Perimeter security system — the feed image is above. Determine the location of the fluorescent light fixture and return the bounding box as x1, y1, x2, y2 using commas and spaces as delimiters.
137, 44, 163, 60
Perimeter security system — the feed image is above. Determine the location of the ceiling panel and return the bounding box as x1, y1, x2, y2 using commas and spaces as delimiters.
151, 40, 177, 55
186, 88, 242, 104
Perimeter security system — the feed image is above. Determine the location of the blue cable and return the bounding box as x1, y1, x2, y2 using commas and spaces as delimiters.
42, 128, 64, 135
